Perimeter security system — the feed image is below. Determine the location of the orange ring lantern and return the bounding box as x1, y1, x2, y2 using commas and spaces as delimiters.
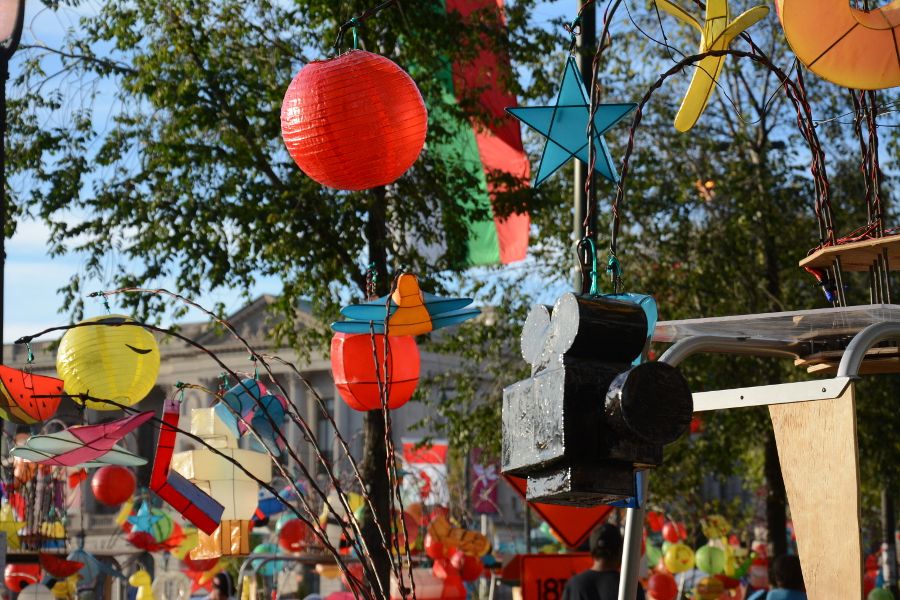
281, 50, 428, 191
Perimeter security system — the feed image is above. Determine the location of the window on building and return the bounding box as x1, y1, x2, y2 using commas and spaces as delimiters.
316, 397, 334, 473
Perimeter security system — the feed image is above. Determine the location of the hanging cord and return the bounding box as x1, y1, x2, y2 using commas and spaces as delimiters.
586, 0, 625, 292
576, 237, 601, 295
369, 272, 416, 600
365, 263, 379, 300
334, 0, 400, 51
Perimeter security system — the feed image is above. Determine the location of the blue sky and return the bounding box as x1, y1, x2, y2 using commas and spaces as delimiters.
4, 1, 576, 342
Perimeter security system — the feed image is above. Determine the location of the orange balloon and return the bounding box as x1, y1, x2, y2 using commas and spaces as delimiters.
281, 50, 428, 191
776, 0, 900, 89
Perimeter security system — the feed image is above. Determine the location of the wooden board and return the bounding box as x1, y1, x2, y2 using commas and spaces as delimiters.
794, 346, 900, 375
799, 235, 900, 272
769, 385, 862, 600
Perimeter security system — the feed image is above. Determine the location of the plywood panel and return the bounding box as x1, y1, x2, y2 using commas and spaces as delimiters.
769, 385, 862, 600
799, 235, 900, 272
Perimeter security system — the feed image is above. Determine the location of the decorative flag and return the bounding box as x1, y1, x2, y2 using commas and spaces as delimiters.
401, 439, 449, 507
470, 449, 499, 514
435, 0, 531, 266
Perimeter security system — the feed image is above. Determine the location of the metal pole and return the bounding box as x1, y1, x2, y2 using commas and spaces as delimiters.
0, 55, 6, 363
618, 342, 693, 599
0, 0, 26, 361
617, 470, 647, 600
882, 487, 898, 596
524, 504, 532, 554
572, 0, 596, 291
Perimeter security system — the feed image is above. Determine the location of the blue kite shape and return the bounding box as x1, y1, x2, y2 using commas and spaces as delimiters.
506, 57, 636, 187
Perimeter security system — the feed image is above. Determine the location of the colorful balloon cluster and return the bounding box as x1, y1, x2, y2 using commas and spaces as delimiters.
644, 513, 756, 600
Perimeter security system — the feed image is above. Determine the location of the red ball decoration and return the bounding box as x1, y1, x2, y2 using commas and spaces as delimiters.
460, 555, 483, 582
127, 530, 164, 553
662, 521, 686, 543
91, 465, 136, 506
647, 572, 678, 600
646, 511, 665, 532
331, 333, 420, 411
424, 534, 445, 561
278, 518, 307, 553
432, 558, 456, 582
5, 563, 41, 592
449, 550, 466, 572
281, 49, 428, 191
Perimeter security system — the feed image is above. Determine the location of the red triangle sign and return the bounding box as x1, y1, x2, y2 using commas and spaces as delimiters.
504, 475, 613, 549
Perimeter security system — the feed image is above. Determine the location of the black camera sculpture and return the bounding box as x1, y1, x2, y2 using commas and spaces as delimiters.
502, 293, 694, 506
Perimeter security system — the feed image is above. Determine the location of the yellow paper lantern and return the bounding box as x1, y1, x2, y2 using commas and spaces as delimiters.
172, 408, 271, 559
56, 315, 160, 410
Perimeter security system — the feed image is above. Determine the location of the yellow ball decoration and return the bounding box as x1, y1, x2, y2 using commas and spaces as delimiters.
56, 315, 160, 411
664, 543, 695, 574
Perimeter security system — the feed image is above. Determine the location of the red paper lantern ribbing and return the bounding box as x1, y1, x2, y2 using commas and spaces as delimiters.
281, 50, 428, 191
91, 465, 136, 506
330, 333, 420, 411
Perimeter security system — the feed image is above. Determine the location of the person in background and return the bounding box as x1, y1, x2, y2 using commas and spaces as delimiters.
208, 572, 236, 600
747, 555, 807, 600
563, 524, 646, 600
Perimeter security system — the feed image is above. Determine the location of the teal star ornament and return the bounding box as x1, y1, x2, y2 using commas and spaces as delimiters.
506, 57, 636, 187
127, 502, 162, 534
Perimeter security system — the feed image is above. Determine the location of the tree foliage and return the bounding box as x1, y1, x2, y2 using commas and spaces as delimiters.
10, 0, 900, 562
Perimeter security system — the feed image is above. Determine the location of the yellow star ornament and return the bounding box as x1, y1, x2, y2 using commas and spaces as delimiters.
0, 503, 24, 549
656, 0, 768, 132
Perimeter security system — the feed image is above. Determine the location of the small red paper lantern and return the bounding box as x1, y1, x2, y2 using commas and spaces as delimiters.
281, 49, 428, 191
662, 521, 686, 543
91, 465, 136, 506
330, 333, 420, 411
278, 518, 307, 553
5, 563, 40, 592
647, 572, 678, 600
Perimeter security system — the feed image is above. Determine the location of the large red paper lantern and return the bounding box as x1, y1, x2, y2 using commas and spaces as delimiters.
91, 465, 136, 506
330, 333, 420, 411
281, 50, 428, 191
